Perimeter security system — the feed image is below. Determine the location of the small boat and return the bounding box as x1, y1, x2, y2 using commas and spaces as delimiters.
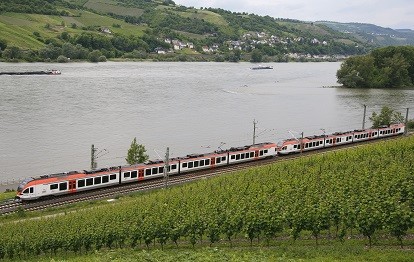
0, 69, 61, 75
250, 65, 273, 70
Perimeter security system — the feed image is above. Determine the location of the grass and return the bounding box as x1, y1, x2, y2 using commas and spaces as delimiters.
0, 10, 147, 50
84, 0, 144, 17
175, 9, 229, 27
9, 241, 414, 262
0, 191, 16, 202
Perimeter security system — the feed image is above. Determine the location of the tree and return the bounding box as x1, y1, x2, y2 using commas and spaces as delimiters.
250, 49, 263, 63
0, 38, 7, 51
126, 137, 149, 165
369, 106, 404, 128
2, 46, 21, 60
88, 50, 104, 62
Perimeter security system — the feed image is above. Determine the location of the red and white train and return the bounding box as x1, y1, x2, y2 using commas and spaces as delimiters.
16, 123, 405, 200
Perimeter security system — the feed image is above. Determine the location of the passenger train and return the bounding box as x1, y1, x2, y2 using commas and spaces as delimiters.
16, 123, 405, 200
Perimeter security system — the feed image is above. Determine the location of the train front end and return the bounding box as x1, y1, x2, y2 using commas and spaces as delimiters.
16, 178, 34, 200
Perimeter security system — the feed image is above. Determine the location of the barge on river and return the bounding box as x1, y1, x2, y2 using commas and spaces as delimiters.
0, 69, 61, 75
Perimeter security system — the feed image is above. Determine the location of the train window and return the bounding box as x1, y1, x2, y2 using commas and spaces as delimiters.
103, 176, 109, 183
194, 161, 199, 168
200, 160, 205, 166
78, 180, 85, 188
124, 172, 131, 178
236, 154, 240, 160
86, 178, 93, 186
259, 150, 264, 156
182, 162, 187, 168
205, 159, 210, 165
59, 182, 67, 191
297, 144, 301, 149
152, 167, 158, 175
110, 174, 117, 180
94, 177, 101, 185
188, 162, 194, 168
264, 149, 268, 154
159, 166, 164, 173
50, 184, 58, 190
250, 152, 255, 157
216, 157, 221, 164
172, 164, 177, 170
245, 153, 249, 158
30, 187, 34, 193
222, 156, 226, 161
294, 144, 297, 148
23, 188, 29, 194
241, 154, 245, 159
131, 171, 137, 178
231, 155, 235, 160
305, 143, 308, 148
145, 169, 151, 176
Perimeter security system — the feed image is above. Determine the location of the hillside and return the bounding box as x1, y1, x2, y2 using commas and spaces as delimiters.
0, 0, 392, 62
317, 21, 414, 46
0, 135, 413, 260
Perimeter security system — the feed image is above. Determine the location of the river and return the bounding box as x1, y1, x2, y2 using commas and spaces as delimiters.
0, 62, 413, 183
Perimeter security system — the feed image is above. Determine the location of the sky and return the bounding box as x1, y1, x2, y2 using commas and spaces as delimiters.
174, 0, 414, 29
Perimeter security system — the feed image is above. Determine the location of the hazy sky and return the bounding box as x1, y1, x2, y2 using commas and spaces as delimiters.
174, 0, 413, 29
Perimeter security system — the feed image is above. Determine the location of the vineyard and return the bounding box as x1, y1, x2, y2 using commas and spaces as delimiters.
0, 136, 413, 259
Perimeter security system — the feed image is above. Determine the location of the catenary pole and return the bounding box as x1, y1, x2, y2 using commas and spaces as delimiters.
405, 108, 409, 135
164, 147, 169, 188
253, 119, 258, 144
362, 104, 367, 130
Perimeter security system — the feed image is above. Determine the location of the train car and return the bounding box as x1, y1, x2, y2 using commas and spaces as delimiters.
228, 142, 277, 164
377, 123, 405, 138
16, 167, 121, 200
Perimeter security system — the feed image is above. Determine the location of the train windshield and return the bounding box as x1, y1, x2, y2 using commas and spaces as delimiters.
17, 178, 34, 192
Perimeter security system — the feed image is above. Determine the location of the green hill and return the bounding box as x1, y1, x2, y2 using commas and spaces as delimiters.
317, 21, 414, 46
0, 0, 388, 62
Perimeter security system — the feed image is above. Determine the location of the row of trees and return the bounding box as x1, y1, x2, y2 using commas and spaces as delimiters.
337, 46, 414, 88
1, 135, 413, 259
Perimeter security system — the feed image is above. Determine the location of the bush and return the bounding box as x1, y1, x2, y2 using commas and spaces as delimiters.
88, 50, 102, 62
407, 119, 414, 130
57, 55, 69, 63
98, 55, 107, 62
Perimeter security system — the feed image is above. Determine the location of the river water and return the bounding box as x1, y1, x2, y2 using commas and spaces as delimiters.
0, 62, 413, 183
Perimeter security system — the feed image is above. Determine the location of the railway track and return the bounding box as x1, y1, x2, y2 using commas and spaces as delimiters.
0, 133, 411, 216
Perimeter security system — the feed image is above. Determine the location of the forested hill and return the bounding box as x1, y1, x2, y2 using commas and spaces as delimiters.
0, 0, 398, 62
317, 21, 414, 46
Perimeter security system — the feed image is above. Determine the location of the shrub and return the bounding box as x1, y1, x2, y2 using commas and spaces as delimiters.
57, 55, 69, 63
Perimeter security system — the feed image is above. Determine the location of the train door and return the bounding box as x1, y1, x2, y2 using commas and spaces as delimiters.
138, 169, 144, 181
68, 180, 76, 193
210, 157, 215, 168
255, 150, 259, 159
